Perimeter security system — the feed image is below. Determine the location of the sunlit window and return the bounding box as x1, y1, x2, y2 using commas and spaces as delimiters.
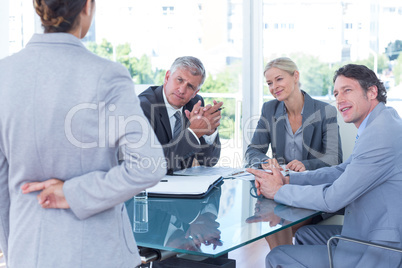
2, 0, 402, 167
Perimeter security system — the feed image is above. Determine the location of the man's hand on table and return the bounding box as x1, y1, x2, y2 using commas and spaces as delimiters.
246, 167, 285, 199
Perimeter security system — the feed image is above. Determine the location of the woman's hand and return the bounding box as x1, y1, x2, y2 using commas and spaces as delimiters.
286, 160, 306, 172
21, 179, 70, 209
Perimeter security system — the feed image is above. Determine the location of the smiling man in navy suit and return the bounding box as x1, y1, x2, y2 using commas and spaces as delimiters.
139, 56, 222, 174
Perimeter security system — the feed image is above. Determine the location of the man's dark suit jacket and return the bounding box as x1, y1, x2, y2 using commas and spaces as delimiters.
139, 85, 221, 174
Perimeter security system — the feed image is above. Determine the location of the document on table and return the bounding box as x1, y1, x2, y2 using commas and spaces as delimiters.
147, 175, 223, 198
172, 166, 254, 180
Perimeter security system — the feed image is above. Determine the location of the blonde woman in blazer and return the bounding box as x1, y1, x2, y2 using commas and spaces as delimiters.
245, 57, 342, 172
245, 57, 342, 249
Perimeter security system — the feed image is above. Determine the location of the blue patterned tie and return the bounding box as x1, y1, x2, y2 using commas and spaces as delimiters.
355, 134, 359, 143
173, 111, 182, 138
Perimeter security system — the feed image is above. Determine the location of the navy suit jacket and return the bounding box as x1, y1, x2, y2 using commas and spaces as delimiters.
245, 91, 342, 170
139, 86, 221, 174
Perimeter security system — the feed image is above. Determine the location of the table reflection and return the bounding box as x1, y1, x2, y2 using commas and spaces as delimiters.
126, 185, 222, 253
126, 179, 320, 257
246, 182, 321, 227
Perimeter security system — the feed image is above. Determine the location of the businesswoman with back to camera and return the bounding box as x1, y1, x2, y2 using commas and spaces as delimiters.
0, 0, 166, 267
245, 57, 343, 249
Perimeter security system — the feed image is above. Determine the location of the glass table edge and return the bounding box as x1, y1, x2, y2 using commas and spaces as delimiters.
136, 210, 322, 258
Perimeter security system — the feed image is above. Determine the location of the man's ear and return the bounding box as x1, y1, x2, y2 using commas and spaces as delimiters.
367, 85, 378, 100
163, 70, 171, 86
192, 88, 200, 98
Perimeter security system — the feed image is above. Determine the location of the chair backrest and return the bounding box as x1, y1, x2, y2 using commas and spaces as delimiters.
327, 235, 402, 268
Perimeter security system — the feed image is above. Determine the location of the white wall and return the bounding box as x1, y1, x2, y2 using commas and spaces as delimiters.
337, 111, 357, 161
326, 101, 357, 160
0, 0, 9, 60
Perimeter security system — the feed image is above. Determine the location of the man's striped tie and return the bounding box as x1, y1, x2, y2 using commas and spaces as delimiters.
173, 111, 182, 139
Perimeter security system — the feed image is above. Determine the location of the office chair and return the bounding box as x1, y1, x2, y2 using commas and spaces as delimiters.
327, 235, 402, 268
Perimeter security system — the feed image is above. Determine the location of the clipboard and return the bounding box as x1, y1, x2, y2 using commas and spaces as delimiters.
147, 175, 223, 198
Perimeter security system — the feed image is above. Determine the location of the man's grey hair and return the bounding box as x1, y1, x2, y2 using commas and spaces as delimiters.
170, 56, 206, 89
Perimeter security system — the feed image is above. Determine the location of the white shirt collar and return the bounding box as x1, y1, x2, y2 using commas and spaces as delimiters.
162, 87, 183, 118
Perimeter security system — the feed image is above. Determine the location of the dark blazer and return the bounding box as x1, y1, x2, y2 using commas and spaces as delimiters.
139, 85, 221, 173
245, 91, 342, 170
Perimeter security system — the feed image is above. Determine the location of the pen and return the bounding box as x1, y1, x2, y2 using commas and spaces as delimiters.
230, 170, 247, 176
212, 107, 225, 114
212, 107, 224, 114
160, 179, 168, 182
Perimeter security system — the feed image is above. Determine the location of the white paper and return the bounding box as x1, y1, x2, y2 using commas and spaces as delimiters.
173, 166, 247, 177
148, 175, 222, 195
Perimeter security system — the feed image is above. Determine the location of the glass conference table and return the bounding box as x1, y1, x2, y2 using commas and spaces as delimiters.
125, 178, 320, 266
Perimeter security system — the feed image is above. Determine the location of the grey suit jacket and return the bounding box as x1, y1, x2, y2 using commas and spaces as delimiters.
139, 86, 221, 174
276, 103, 402, 267
0, 33, 166, 267
245, 91, 342, 170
